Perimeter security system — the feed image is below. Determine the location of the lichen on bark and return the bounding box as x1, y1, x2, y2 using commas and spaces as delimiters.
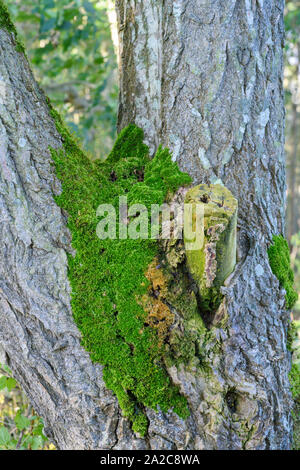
184, 184, 237, 316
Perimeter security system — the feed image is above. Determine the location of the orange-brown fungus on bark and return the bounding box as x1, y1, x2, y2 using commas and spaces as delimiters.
140, 258, 174, 347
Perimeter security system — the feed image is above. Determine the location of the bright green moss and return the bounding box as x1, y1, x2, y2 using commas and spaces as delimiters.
288, 321, 300, 449
290, 364, 300, 400
288, 321, 298, 352
48, 105, 191, 435
267, 235, 298, 310
0, 1, 25, 54
106, 124, 149, 163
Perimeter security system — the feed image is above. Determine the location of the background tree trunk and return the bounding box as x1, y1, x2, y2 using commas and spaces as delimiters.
0, 26, 146, 450
286, 40, 300, 243
287, 102, 299, 241
0, 0, 293, 450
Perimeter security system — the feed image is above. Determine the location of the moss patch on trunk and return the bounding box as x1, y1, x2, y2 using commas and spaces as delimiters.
290, 363, 300, 450
267, 235, 298, 310
268, 237, 299, 448
0, 1, 25, 53
48, 107, 191, 435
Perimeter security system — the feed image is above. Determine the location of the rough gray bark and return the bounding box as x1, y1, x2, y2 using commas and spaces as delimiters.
0, 0, 293, 451
116, 0, 293, 449
0, 27, 145, 450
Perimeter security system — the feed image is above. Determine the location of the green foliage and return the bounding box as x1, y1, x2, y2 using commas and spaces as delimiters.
0, 0, 25, 52
0, 363, 51, 450
6, 0, 118, 159
292, 403, 300, 450
290, 363, 300, 400
288, 321, 298, 351
285, 1, 300, 45
0, 375, 16, 392
290, 233, 300, 316
288, 320, 300, 401
287, 319, 300, 449
50, 115, 191, 435
267, 235, 298, 310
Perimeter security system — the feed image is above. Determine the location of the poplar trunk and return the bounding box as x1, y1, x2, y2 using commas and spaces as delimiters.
0, 0, 293, 449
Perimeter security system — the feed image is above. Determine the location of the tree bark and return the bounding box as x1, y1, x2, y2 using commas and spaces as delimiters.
0, 0, 293, 450
115, 0, 292, 449
0, 26, 145, 450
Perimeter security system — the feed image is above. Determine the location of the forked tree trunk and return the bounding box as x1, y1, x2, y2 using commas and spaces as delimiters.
0, 0, 293, 450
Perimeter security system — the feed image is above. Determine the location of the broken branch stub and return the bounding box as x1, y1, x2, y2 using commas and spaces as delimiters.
184, 184, 238, 312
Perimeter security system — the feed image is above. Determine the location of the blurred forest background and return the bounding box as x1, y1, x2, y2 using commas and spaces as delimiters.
0, 0, 299, 450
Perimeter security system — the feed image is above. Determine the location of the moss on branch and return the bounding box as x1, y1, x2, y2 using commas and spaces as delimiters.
48, 103, 191, 435
0, 1, 25, 53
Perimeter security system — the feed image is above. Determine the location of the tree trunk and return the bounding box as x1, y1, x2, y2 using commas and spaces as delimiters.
115, 0, 292, 449
0, 25, 145, 450
0, 0, 293, 450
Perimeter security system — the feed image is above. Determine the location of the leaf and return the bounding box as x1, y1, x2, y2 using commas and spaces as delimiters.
31, 436, 43, 450
0, 376, 7, 390
1, 364, 12, 374
15, 412, 31, 431
32, 421, 46, 439
83, 1, 95, 14
16, 12, 40, 23
294, 356, 300, 366
42, 0, 55, 9
40, 17, 56, 33
0, 427, 11, 446
63, 8, 80, 22
6, 377, 17, 391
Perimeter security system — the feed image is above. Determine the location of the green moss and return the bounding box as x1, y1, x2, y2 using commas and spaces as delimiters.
184, 184, 238, 313
290, 350, 300, 450
106, 124, 149, 164
288, 321, 298, 352
290, 364, 300, 400
286, 319, 300, 448
267, 235, 298, 310
290, 361, 300, 450
0, 1, 25, 54
48, 105, 191, 435
268, 237, 299, 447
292, 401, 300, 450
